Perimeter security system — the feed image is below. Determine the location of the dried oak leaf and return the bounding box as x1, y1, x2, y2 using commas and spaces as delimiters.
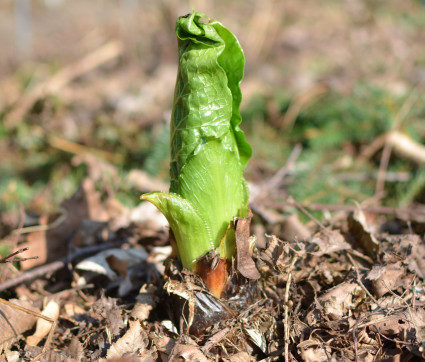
234, 212, 260, 280
366, 262, 414, 298
170, 343, 208, 362
306, 282, 366, 324
348, 209, 379, 257
92, 295, 125, 338
106, 320, 149, 360
382, 234, 425, 278
0, 299, 38, 351
310, 229, 351, 256
368, 308, 425, 358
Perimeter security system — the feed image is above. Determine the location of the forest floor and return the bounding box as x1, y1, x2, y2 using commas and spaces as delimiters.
1, 0, 425, 361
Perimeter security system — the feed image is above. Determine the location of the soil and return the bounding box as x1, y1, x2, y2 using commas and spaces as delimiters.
1, 181, 425, 361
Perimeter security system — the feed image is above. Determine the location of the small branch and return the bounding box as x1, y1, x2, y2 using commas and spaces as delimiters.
284, 254, 298, 362
0, 242, 121, 292
0, 247, 39, 264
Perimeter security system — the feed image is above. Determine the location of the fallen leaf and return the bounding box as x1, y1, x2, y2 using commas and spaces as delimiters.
131, 285, 157, 322
92, 295, 125, 338
348, 209, 379, 257
311, 229, 351, 256
171, 343, 208, 362
234, 211, 260, 280
75, 248, 148, 281
18, 178, 109, 269
0, 299, 38, 351
229, 351, 256, 362
27, 299, 59, 346
106, 320, 148, 359
366, 262, 414, 298
306, 282, 365, 323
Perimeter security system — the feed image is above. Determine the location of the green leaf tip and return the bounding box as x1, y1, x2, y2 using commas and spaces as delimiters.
141, 11, 251, 270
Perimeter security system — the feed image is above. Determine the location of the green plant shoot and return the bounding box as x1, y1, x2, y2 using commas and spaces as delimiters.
141, 11, 251, 271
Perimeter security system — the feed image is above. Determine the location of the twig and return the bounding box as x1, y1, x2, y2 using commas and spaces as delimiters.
284, 254, 298, 362
0, 247, 39, 264
346, 252, 380, 306
0, 242, 122, 292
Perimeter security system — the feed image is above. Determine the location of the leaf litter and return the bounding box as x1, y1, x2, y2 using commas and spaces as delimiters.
1, 179, 425, 361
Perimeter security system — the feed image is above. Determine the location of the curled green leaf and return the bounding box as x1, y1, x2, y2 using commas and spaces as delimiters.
141, 11, 251, 270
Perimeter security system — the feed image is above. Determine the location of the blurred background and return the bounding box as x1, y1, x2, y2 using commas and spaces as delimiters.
1, 0, 425, 236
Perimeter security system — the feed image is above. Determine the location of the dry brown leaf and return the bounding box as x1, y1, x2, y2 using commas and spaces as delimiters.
368, 307, 425, 356
64, 303, 85, 318
348, 209, 379, 257
298, 338, 331, 362
131, 285, 157, 322
0, 299, 38, 351
307, 282, 365, 323
311, 229, 351, 256
18, 178, 109, 269
27, 300, 59, 346
171, 343, 208, 362
234, 211, 260, 280
92, 295, 125, 338
366, 262, 413, 298
229, 352, 256, 362
67, 337, 84, 362
106, 320, 148, 359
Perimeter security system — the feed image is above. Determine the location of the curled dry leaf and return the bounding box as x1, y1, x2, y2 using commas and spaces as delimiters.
170, 343, 209, 362
298, 338, 331, 362
131, 285, 157, 322
106, 320, 149, 359
366, 308, 425, 358
348, 208, 379, 257
306, 282, 366, 323
234, 211, 260, 280
26, 299, 59, 346
311, 229, 351, 256
75, 248, 149, 296
366, 262, 414, 298
76, 248, 149, 280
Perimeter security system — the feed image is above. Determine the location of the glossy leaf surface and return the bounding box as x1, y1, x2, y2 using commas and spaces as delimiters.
141, 11, 251, 269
